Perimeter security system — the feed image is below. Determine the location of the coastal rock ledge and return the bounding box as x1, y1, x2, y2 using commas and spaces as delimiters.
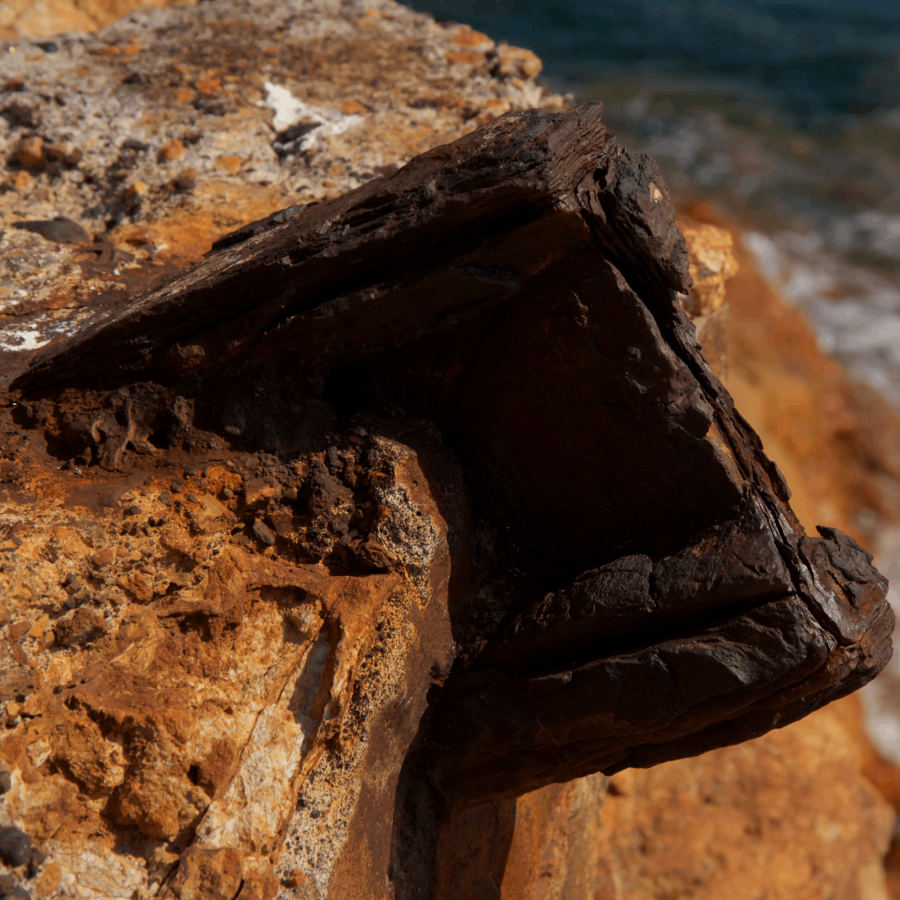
0, 3, 893, 899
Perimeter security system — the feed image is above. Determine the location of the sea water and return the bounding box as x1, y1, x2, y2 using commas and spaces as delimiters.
405, 0, 900, 766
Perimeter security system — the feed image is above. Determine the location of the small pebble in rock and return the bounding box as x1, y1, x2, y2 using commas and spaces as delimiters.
252, 520, 276, 546
187, 493, 200, 504
202, 467, 211, 477
16, 135, 43, 167
171, 174, 196, 192
158, 138, 185, 161
171, 481, 183, 493
13, 216, 90, 244
0, 768, 11, 794
126, 504, 142, 516
158, 491, 173, 506
0, 825, 33, 867
222, 487, 234, 500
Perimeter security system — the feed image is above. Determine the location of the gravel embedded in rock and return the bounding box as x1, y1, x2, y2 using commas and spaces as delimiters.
0, 826, 33, 868
252, 520, 276, 546
12, 217, 90, 244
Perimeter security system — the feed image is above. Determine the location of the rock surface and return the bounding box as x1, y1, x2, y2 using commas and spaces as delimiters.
0, 4, 897, 900
594, 699, 893, 900
3, 98, 894, 897
0, 0, 558, 363
681, 198, 900, 900
490, 213, 900, 900
0, 0, 194, 40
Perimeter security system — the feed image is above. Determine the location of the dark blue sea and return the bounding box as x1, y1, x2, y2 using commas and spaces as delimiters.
409, 0, 900, 122
406, 0, 900, 411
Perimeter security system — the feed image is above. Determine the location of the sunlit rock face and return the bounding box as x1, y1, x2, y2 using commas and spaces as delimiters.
0, 4, 893, 899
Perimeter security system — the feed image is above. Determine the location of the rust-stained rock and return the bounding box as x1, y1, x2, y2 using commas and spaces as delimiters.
0, 0, 563, 359
0, 0, 196, 40
591, 699, 893, 900
0, 96, 892, 899
0, 429, 459, 897
0, 4, 895, 899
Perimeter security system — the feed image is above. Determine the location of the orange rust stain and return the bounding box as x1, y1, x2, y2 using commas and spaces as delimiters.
445, 51, 484, 65
340, 99, 367, 115
158, 138, 185, 161
452, 26, 491, 47
194, 77, 222, 94
217, 155, 242, 175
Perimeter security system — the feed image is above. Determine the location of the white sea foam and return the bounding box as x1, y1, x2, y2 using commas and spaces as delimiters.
830, 211, 900, 260
743, 229, 900, 409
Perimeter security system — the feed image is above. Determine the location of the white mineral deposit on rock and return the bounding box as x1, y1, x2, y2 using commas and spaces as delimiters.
261, 82, 363, 152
